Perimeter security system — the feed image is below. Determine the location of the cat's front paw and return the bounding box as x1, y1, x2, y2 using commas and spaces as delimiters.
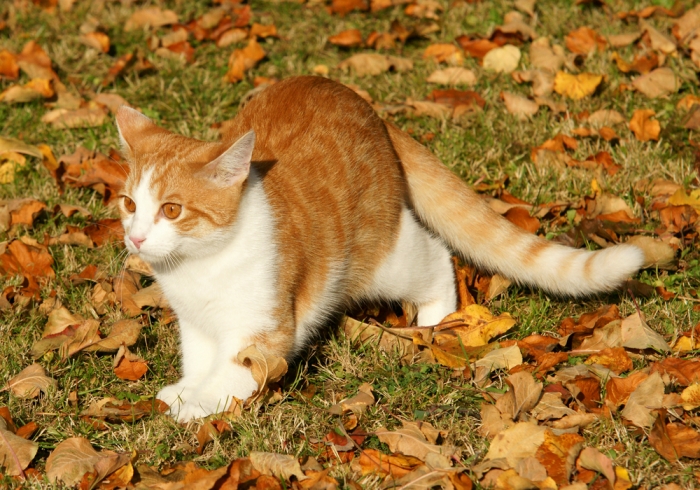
156, 381, 196, 410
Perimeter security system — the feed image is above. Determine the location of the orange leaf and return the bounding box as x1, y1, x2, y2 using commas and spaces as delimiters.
629, 109, 660, 142
565, 26, 606, 54
456, 36, 499, 59
114, 356, 147, 381
225, 39, 266, 83
249, 23, 278, 39
0, 49, 19, 79
503, 207, 539, 233
328, 29, 363, 48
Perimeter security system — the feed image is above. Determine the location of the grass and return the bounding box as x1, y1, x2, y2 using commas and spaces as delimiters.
1, 0, 699, 488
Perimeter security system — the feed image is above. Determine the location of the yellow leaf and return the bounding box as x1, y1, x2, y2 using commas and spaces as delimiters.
681, 383, 700, 410
668, 188, 700, 209
553, 71, 603, 99
437, 304, 516, 347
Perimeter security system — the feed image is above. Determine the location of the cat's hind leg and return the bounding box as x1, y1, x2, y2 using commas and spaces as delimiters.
366, 207, 457, 326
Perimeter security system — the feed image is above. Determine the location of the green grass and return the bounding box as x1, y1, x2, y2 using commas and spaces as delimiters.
1, 0, 699, 488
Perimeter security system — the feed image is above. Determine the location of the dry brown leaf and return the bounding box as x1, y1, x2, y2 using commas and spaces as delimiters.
620, 313, 670, 352
500, 91, 539, 119
80, 32, 110, 53
0, 416, 38, 476
376, 420, 457, 462
621, 372, 664, 428
632, 67, 678, 98
650, 357, 700, 386
337, 53, 412, 76
482, 45, 521, 73
125, 7, 178, 31
608, 32, 642, 48
80, 397, 167, 423
585, 347, 633, 374
328, 29, 363, 48
46, 437, 130, 487
681, 384, 700, 410
586, 109, 625, 128
484, 422, 547, 467
17, 41, 56, 80
3, 363, 56, 398
529, 37, 566, 73
605, 371, 649, 409
577, 447, 616, 484
629, 109, 660, 141
0, 78, 54, 103
356, 449, 422, 478
249, 452, 306, 481
511, 69, 554, 97
565, 26, 606, 54
501, 371, 543, 419
553, 72, 603, 99
530, 392, 577, 420
237, 345, 288, 404
436, 304, 516, 348
423, 43, 463, 65
41, 105, 109, 129
640, 19, 677, 54
457, 37, 499, 59
426, 67, 476, 86
329, 382, 374, 416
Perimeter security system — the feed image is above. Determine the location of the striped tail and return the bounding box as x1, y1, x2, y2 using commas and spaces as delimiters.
385, 122, 644, 296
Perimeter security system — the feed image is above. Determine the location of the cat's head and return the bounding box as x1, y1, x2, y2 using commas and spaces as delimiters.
115, 106, 255, 266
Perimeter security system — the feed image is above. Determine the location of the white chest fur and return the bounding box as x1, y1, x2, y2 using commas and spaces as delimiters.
154, 171, 279, 341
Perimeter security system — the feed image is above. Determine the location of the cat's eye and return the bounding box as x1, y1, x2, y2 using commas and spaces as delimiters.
162, 203, 182, 219
123, 196, 136, 213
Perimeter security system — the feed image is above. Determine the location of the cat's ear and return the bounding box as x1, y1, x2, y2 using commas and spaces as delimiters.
199, 130, 255, 187
115, 106, 156, 157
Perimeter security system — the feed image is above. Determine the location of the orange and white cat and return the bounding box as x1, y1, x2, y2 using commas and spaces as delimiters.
116, 76, 644, 421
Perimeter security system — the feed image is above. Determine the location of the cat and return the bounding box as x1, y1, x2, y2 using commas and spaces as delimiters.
115, 76, 644, 422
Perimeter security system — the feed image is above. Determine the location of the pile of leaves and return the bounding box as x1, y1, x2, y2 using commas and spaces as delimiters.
1, 0, 700, 488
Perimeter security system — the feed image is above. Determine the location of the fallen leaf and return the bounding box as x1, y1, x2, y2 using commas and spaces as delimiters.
225, 38, 266, 83
611, 51, 658, 74
535, 430, 584, 486
249, 23, 277, 39
529, 37, 566, 73
621, 372, 664, 428
681, 384, 700, 410
423, 43, 463, 65
328, 29, 363, 48
640, 19, 677, 55
436, 304, 516, 348
629, 109, 660, 142
337, 53, 412, 76
376, 420, 457, 462
125, 7, 178, 31
530, 392, 577, 420
329, 382, 374, 416
113, 345, 148, 381
237, 345, 288, 404
501, 92, 539, 119
80, 32, 110, 53
482, 45, 521, 74
565, 26, 606, 54
46, 437, 131, 487
585, 347, 633, 374
426, 67, 476, 86
3, 363, 56, 398
484, 422, 547, 467
608, 31, 642, 48
553, 72, 603, 99
0, 50, 19, 79
80, 398, 167, 426
457, 37, 499, 59
41, 105, 109, 129
632, 67, 678, 98
357, 448, 422, 478
501, 371, 543, 418
0, 416, 38, 476
577, 447, 616, 484
249, 452, 306, 481
0, 78, 54, 103
651, 357, 700, 386
620, 313, 670, 352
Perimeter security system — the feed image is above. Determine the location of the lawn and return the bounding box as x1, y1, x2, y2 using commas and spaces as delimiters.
1, 0, 699, 488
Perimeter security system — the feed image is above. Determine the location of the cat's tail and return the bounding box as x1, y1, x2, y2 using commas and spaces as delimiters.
385, 121, 644, 296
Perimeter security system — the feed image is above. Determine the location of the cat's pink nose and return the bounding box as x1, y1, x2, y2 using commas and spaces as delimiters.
129, 235, 146, 250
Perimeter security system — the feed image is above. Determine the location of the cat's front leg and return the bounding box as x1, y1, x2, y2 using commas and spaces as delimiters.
156, 322, 217, 413
173, 361, 259, 422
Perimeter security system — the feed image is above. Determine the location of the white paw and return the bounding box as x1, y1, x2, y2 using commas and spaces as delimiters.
156, 381, 196, 409
173, 401, 215, 422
